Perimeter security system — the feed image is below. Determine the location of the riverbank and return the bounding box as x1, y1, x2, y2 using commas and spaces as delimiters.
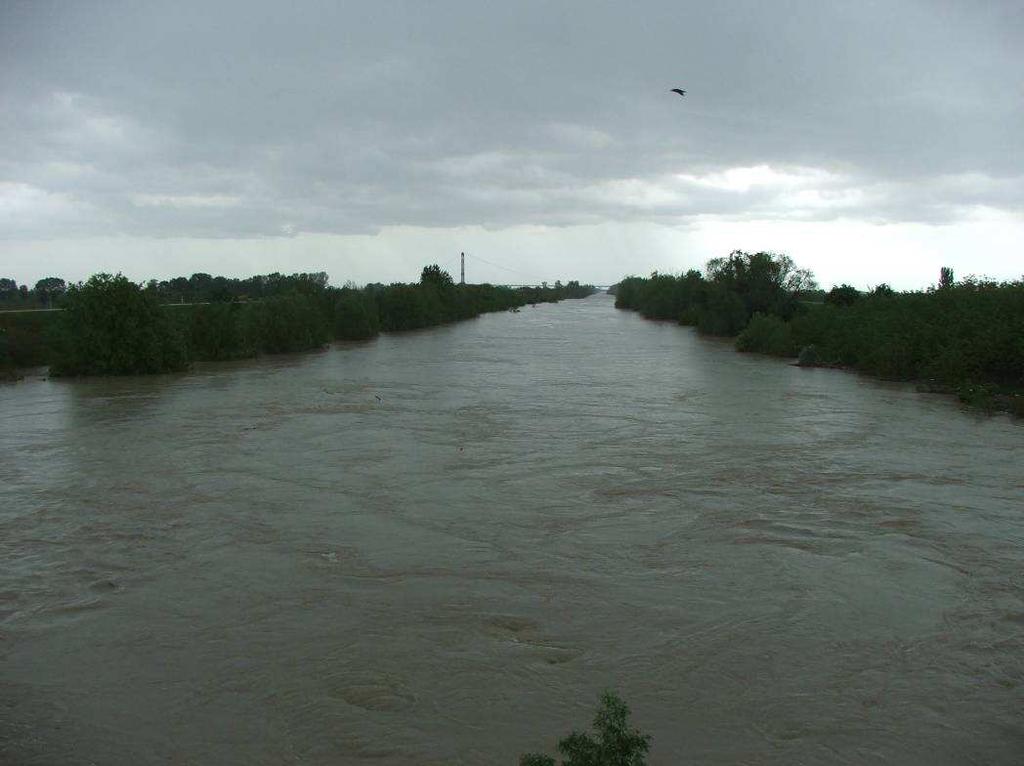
738, 287, 1024, 416
613, 254, 1023, 418
1, 268, 596, 377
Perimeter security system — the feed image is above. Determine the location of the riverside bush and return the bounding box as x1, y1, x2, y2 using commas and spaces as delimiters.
50, 273, 188, 376
241, 294, 331, 354
334, 288, 380, 340
615, 257, 1024, 413
25, 268, 595, 375
736, 313, 795, 356
187, 302, 252, 360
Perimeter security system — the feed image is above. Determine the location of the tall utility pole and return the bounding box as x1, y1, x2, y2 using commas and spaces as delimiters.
460, 252, 465, 285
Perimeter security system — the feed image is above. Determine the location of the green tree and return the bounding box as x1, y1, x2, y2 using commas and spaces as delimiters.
168, 276, 191, 303
188, 302, 249, 360
825, 284, 860, 307
736, 312, 796, 356
705, 250, 817, 321
188, 272, 214, 297
420, 264, 454, 288
696, 281, 748, 336
50, 273, 189, 375
34, 277, 67, 308
0, 279, 31, 307
520, 691, 651, 766
334, 287, 381, 340
241, 293, 330, 354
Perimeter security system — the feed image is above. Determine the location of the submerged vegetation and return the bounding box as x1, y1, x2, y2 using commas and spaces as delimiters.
0, 267, 595, 376
615, 253, 1024, 415
520, 691, 651, 766
50, 274, 190, 376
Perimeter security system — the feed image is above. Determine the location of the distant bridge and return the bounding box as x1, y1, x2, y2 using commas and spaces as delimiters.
450, 253, 602, 291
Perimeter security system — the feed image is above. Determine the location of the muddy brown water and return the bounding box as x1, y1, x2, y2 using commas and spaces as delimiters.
1, 293, 1022, 764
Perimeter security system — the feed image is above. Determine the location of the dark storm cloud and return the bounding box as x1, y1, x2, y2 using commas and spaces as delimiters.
1, 0, 1021, 240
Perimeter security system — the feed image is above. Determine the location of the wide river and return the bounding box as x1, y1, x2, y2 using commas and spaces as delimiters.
1, 293, 1022, 765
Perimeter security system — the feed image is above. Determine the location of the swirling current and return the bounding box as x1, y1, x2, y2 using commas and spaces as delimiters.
1, 293, 1022, 764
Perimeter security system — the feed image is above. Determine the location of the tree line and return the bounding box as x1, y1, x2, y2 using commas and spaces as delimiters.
613, 252, 1024, 415
0, 276, 68, 310
0, 268, 595, 377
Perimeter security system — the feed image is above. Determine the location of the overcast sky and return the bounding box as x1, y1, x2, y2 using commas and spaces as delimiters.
1, 0, 1021, 289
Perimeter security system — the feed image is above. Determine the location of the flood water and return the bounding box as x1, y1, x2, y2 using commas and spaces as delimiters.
1, 293, 1022, 765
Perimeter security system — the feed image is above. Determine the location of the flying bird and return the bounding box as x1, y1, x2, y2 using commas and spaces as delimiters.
670, 88, 686, 97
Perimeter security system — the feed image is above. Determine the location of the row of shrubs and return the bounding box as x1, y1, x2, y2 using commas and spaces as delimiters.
0, 311, 54, 375
736, 281, 1024, 411
1, 268, 595, 377
614, 253, 1024, 413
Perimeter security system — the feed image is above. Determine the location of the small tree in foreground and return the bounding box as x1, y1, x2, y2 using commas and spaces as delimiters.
520, 691, 651, 766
